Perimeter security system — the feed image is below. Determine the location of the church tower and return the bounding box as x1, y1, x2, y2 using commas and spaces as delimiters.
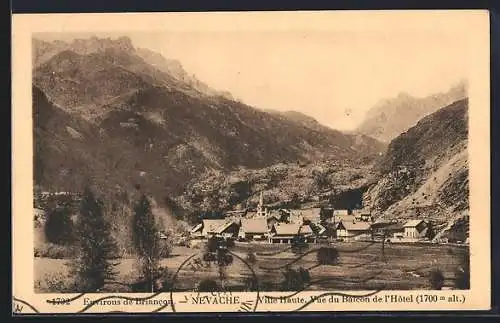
256, 191, 267, 218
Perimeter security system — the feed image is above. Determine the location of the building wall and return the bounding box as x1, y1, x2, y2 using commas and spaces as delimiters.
393, 232, 404, 239
239, 232, 267, 240
337, 229, 349, 238
404, 227, 419, 238
336, 229, 371, 241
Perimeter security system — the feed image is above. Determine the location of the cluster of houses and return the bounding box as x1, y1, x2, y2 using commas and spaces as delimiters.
189, 192, 432, 244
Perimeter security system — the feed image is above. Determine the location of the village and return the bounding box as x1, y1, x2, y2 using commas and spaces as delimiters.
33, 189, 468, 249
188, 192, 454, 246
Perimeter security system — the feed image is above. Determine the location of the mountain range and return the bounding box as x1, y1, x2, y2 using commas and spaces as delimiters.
32, 35, 469, 231
32, 36, 384, 205
356, 81, 467, 142
179, 98, 470, 227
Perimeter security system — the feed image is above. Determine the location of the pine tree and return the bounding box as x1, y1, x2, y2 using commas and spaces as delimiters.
70, 186, 119, 292
132, 194, 161, 292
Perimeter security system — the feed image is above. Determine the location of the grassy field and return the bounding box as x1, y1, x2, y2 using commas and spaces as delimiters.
34, 242, 468, 293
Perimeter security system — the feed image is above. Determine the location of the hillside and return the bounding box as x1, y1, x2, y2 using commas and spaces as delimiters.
266, 109, 384, 153
175, 159, 379, 222
32, 36, 385, 209
265, 109, 325, 131
356, 81, 467, 142
363, 98, 469, 225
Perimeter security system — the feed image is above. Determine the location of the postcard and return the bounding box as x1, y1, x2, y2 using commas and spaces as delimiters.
12, 10, 491, 314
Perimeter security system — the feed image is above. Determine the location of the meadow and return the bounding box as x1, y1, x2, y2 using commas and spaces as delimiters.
34, 241, 468, 293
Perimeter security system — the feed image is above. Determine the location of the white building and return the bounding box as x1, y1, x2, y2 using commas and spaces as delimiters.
336, 221, 372, 241
403, 220, 428, 241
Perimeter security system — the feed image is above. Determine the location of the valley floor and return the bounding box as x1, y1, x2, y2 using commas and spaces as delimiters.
35, 242, 468, 293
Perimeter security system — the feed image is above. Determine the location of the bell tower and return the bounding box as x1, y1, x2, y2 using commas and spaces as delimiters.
256, 191, 267, 218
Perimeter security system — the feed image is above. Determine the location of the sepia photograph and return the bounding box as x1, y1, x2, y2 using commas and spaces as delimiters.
12, 11, 491, 313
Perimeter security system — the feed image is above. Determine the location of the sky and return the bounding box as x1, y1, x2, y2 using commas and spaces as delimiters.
35, 14, 469, 131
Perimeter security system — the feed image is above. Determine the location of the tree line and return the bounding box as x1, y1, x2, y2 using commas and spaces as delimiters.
42, 185, 169, 292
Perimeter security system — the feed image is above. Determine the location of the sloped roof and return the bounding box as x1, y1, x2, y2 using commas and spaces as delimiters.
299, 224, 314, 235
240, 218, 268, 234
370, 221, 393, 230
338, 221, 371, 231
273, 223, 301, 236
272, 223, 314, 236
190, 223, 203, 233
385, 223, 405, 232
299, 208, 322, 222
202, 219, 228, 235
215, 221, 237, 234
403, 219, 425, 228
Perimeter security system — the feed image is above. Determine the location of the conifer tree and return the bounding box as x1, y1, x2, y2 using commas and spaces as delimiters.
132, 194, 161, 292
70, 186, 118, 292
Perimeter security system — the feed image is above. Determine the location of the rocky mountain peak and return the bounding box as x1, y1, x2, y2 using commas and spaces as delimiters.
71, 36, 135, 54
357, 81, 468, 143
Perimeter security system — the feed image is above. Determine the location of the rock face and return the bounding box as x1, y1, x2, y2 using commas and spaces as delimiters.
363, 98, 469, 224
356, 81, 467, 143
32, 36, 384, 205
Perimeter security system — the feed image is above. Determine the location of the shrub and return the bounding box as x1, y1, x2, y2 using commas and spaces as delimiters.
130, 266, 171, 292
429, 268, 445, 290
36, 272, 75, 293
217, 252, 233, 266
291, 235, 309, 255
316, 247, 339, 266
313, 170, 330, 190
226, 238, 235, 249
44, 207, 74, 245
454, 267, 470, 290
206, 237, 218, 253
159, 238, 173, 258
246, 250, 257, 266
280, 267, 311, 291
203, 252, 217, 263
